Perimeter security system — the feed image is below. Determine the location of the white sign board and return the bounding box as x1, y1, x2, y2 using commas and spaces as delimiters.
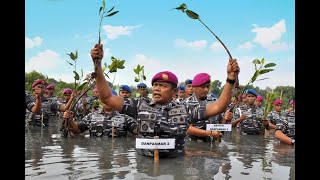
206, 124, 232, 131
136, 138, 175, 149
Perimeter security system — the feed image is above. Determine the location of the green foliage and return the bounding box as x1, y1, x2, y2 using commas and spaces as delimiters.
241, 58, 276, 94
264, 91, 276, 117
103, 56, 126, 84
97, 0, 119, 44
210, 80, 222, 96
133, 64, 146, 83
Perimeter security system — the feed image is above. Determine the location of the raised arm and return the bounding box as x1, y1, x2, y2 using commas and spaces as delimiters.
206, 59, 240, 117
90, 44, 124, 112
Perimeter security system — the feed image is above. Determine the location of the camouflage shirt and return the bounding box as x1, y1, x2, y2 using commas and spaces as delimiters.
233, 104, 264, 135
25, 95, 61, 126
77, 109, 138, 137
267, 110, 284, 125
276, 111, 295, 139
74, 95, 94, 121
120, 97, 206, 158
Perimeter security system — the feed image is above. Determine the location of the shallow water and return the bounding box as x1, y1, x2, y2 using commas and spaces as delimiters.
25, 118, 295, 180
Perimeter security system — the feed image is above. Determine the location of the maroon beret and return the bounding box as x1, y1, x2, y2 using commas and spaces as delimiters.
62, 88, 72, 95
46, 84, 55, 90
151, 71, 178, 85
192, 73, 211, 86
273, 99, 282, 106
32, 79, 46, 88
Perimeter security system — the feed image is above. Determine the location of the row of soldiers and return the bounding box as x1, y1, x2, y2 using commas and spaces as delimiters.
25, 44, 295, 158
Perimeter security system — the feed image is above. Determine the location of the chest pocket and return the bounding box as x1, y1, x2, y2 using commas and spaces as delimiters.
168, 106, 188, 125
89, 114, 105, 137
111, 116, 125, 128
137, 111, 157, 133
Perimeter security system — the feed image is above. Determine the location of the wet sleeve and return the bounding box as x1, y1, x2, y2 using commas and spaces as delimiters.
125, 115, 138, 134
77, 121, 89, 133
120, 97, 138, 119
25, 95, 35, 111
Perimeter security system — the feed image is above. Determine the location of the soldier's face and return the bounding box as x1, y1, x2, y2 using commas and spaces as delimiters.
138, 88, 147, 96
275, 104, 282, 112
185, 84, 193, 96
152, 82, 177, 105
255, 100, 262, 107
246, 94, 256, 105
178, 90, 186, 98
119, 90, 131, 98
193, 83, 210, 100
63, 93, 71, 101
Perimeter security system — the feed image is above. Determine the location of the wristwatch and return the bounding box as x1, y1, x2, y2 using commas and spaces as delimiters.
291, 139, 295, 145
226, 78, 236, 84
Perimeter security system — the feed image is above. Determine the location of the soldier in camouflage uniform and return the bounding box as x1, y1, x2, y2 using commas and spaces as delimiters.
231, 89, 269, 135
90, 43, 240, 157
64, 89, 138, 137
184, 73, 233, 142
137, 83, 149, 98
184, 79, 194, 98
255, 95, 264, 112
119, 85, 132, 98
274, 98, 295, 145
267, 99, 284, 129
90, 88, 100, 112
26, 79, 75, 127
176, 85, 187, 102
73, 90, 94, 121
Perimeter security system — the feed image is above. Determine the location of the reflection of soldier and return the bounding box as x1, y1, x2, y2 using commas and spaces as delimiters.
232, 89, 269, 135
272, 143, 295, 179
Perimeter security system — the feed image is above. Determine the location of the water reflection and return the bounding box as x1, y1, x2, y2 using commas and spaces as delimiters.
25, 119, 294, 179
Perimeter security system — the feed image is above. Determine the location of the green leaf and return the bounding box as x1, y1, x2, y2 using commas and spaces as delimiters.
106, 11, 119, 17
73, 71, 80, 80
69, 52, 75, 60
261, 58, 265, 65
81, 69, 83, 79
102, 0, 106, 10
134, 77, 139, 82
175, 3, 187, 12
78, 82, 88, 90
66, 61, 73, 66
143, 75, 146, 80
137, 64, 141, 71
99, 7, 103, 15
118, 65, 125, 69
264, 63, 276, 68
252, 59, 261, 64
186, 10, 199, 19
259, 69, 274, 74
107, 6, 115, 13
75, 50, 78, 59
255, 78, 269, 81
134, 68, 139, 74
104, 73, 110, 79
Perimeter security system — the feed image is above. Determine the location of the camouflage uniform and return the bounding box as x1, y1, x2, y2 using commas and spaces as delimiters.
74, 95, 94, 121
76, 109, 138, 137
233, 104, 265, 135
267, 110, 284, 125
183, 94, 223, 142
276, 111, 295, 139
25, 95, 61, 127
120, 96, 206, 158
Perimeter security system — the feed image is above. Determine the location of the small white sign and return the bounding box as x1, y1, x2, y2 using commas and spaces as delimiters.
92, 115, 104, 122
206, 124, 232, 131
136, 138, 175, 149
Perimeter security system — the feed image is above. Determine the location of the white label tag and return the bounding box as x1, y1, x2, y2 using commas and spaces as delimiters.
206, 124, 232, 131
135, 138, 175, 149
111, 117, 125, 127
92, 115, 104, 122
